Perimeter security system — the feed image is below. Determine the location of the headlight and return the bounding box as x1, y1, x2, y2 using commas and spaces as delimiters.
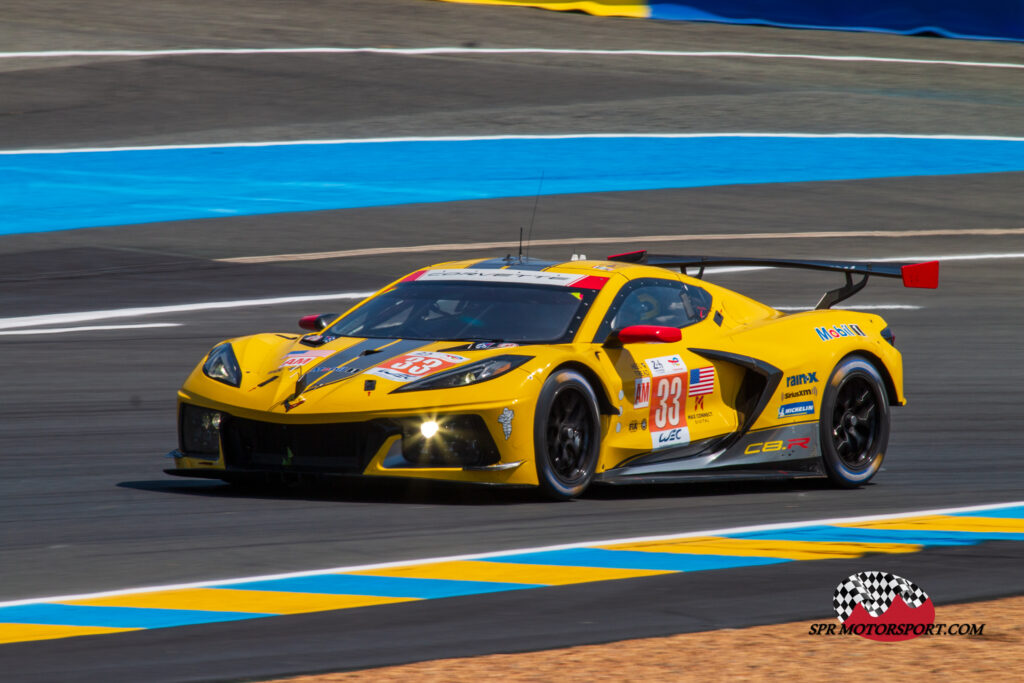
202, 343, 242, 387
392, 355, 532, 393
180, 404, 222, 455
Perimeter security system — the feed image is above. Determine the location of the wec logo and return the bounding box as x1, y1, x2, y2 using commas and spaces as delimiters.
656, 428, 685, 445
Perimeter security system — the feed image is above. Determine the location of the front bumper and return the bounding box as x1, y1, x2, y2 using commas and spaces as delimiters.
168, 402, 533, 486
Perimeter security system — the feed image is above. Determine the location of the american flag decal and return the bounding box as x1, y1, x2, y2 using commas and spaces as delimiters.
688, 366, 715, 395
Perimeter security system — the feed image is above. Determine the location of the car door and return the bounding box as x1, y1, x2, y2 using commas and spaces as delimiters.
592, 277, 739, 460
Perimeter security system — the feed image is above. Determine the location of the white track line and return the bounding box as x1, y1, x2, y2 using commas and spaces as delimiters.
218, 231, 1024, 264
1, 47, 1021, 71
0, 323, 181, 336
4, 132, 1024, 155
0, 293, 373, 331
0, 499, 1020, 608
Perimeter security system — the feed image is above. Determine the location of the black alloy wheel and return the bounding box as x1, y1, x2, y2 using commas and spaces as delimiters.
832, 376, 881, 469
819, 355, 890, 488
534, 369, 601, 500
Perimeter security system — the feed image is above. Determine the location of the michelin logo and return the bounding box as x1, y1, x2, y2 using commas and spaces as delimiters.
779, 401, 815, 418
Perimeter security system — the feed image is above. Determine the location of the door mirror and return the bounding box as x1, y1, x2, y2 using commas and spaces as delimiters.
606, 324, 682, 346
298, 313, 338, 332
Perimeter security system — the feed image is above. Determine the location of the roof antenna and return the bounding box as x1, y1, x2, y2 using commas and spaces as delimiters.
524, 171, 544, 263
517, 226, 523, 263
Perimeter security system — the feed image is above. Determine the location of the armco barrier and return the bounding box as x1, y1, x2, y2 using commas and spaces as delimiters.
436, 1, 1024, 41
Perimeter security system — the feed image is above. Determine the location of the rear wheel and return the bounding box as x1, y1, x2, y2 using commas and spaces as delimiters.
534, 369, 601, 500
820, 355, 890, 488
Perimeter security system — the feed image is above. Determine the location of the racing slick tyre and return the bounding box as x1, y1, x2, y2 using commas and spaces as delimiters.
534, 369, 601, 501
820, 355, 890, 488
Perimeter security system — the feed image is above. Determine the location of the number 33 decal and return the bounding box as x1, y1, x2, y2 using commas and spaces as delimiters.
653, 375, 684, 429
388, 356, 445, 376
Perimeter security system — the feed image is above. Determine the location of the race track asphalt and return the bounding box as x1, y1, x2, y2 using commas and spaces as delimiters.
1, 2, 1022, 680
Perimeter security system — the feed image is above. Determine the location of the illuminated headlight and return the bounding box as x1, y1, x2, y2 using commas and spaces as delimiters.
202, 343, 242, 387
180, 404, 222, 456
393, 355, 532, 393
420, 420, 439, 438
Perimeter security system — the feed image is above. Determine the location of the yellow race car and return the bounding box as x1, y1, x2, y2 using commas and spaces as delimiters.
168, 251, 938, 500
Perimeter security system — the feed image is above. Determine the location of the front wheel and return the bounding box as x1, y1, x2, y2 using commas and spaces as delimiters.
534, 369, 601, 500
820, 355, 890, 488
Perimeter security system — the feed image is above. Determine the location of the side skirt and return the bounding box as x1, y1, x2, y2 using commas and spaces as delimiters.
595, 422, 822, 482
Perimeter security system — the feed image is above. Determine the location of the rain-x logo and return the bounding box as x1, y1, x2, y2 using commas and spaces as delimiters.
808, 571, 984, 641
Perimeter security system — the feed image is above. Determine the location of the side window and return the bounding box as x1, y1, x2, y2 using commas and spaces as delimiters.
593, 278, 712, 342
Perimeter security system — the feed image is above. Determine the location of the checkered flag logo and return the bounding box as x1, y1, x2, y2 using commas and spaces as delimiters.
833, 571, 929, 621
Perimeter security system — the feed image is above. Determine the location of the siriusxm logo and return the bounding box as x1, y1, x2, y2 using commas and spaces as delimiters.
816, 324, 866, 341
786, 372, 818, 387
779, 401, 815, 418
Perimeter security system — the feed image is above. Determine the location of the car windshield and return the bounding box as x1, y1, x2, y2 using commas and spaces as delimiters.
326, 280, 600, 343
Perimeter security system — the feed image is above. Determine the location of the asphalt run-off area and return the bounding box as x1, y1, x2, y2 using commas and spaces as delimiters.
1, 1, 1022, 680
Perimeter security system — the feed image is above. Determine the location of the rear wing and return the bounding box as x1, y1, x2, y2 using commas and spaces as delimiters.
607, 250, 939, 310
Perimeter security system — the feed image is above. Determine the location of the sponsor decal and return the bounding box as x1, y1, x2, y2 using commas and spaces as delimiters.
633, 377, 651, 408
416, 268, 608, 289
686, 410, 713, 424
497, 407, 514, 440
779, 401, 815, 418
496, 342, 519, 348
648, 366, 690, 450
815, 324, 866, 341
782, 388, 817, 400
278, 349, 334, 369
744, 437, 811, 454
688, 366, 715, 396
363, 379, 376, 393
786, 372, 818, 386
693, 394, 704, 410
628, 420, 638, 432
653, 426, 689, 448
645, 354, 685, 378
591, 264, 616, 272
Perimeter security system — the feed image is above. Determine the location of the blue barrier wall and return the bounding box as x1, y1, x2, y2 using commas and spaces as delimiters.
649, 1, 1024, 41
5, 136, 1024, 234
435, 2, 1024, 42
